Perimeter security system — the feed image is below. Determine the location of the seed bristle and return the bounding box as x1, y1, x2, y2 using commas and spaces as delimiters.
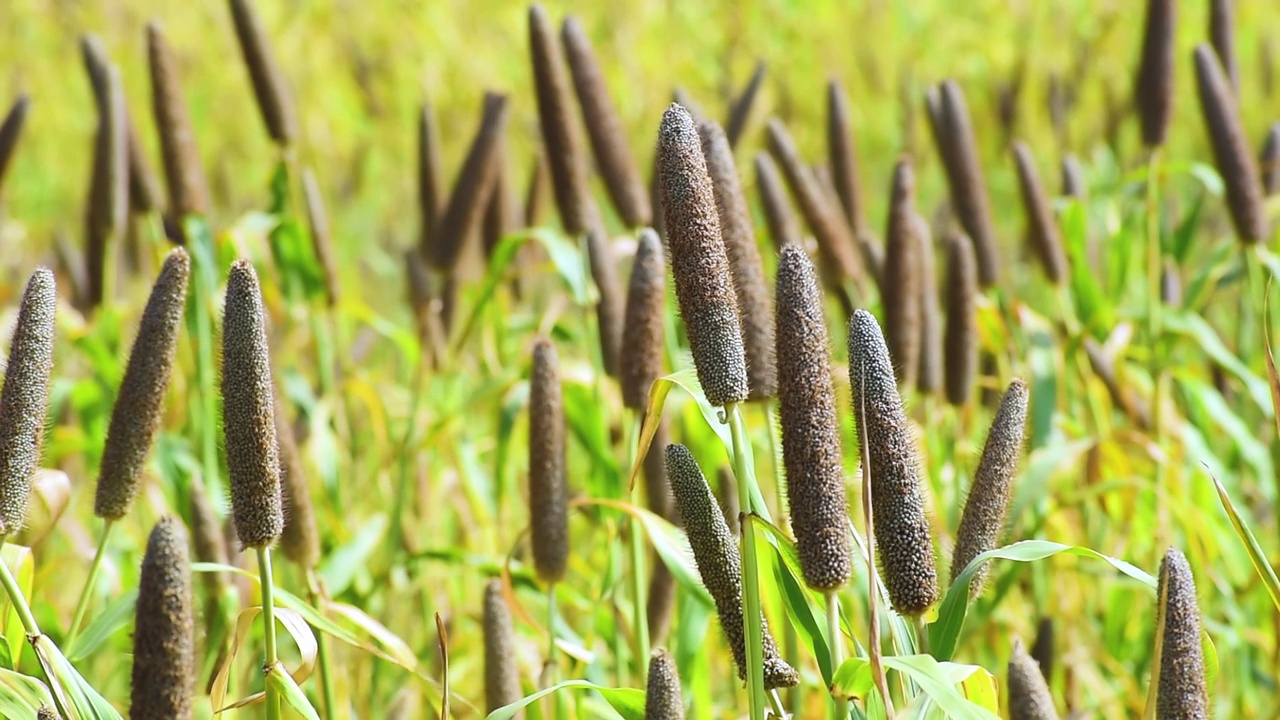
130, 516, 195, 720
529, 337, 569, 584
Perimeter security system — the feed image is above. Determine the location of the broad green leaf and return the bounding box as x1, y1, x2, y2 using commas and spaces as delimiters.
0, 668, 53, 720
486, 680, 645, 720
1207, 470, 1280, 612
752, 517, 832, 682
66, 589, 138, 662
269, 664, 322, 720
1, 545, 32, 669
32, 634, 122, 720
881, 655, 1000, 720
832, 657, 874, 700
319, 514, 388, 597
1164, 312, 1272, 413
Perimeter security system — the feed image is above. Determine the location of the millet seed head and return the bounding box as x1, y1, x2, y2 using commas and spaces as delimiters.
529, 337, 568, 584
0, 269, 56, 537
883, 157, 922, 387
1194, 44, 1269, 244
0, 95, 31, 199
1008, 638, 1059, 720
643, 416, 675, 523
647, 559, 677, 648
220, 259, 283, 549
188, 476, 230, 597
943, 231, 978, 407
429, 92, 510, 271
276, 385, 320, 568
130, 516, 194, 720
126, 112, 163, 215
1031, 617, 1055, 681
37, 705, 60, 720
1012, 142, 1068, 284
724, 61, 766, 149
848, 310, 939, 616
418, 103, 444, 252
775, 245, 852, 591
930, 80, 999, 287
585, 227, 624, 378
754, 152, 802, 250
1156, 548, 1209, 719
657, 104, 748, 407
621, 229, 666, 410
302, 169, 340, 307
85, 60, 129, 309
915, 214, 942, 395
1261, 122, 1280, 197
665, 443, 798, 688
699, 120, 776, 400
529, 4, 593, 236
227, 0, 297, 145
644, 648, 685, 720
827, 78, 866, 236
1134, 0, 1175, 148
95, 248, 190, 520
1060, 154, 1086, 200
1209, 0, 1238, 91
951, 378, 1028, 595
483, 579, 522, 714
147, 21, 211, 224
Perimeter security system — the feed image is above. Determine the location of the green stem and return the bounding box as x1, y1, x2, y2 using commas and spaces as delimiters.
827, 591, 847, 719
626, 412, 650, 682
548, 583, 560, 719
764, 403, 801, 719
306, 569, 339, 719
726, 403, 766, 720
186, 217, 221, 498
0, 538, 39, 636
256, 547, 281, 720
67, 520, 115, 644
1144, 148, 1169, 545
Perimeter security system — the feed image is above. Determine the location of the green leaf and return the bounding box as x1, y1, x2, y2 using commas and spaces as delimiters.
831, 657, 874, 700
32, 635, 122, 720
269, 664, 322, 720
530, 227, 590, 305
752, 518, 832, 682
929, 540, 1155, 661
1207, 470, 1280, 612
0, 668, 54, 720
0, 546, 33, 670
1163, 312, 1273, 414
66, 589, 137, 662
486, 680, 645, 720
319, 514, 389, 597
880, 655, 1000, 720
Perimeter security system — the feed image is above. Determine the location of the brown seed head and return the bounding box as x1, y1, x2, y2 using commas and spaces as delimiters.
227, 0, 297, 145
529, 5, 593, 236
644, 417, 674, 523
95, 249, 190, 520
276, 386, 320, 568
562, 16, 650, 228
766, 118, 862, 284
1156, 548, 1208, 719
1194, 44, 1269, 244
699, 120, 776, 400
1012, 142, 1068, 284
482, 137, 518, 261
419, 103, 444, 250
827, 79, 866, 236
644, 648, 685, 720
483, 580, 522, 714
37, 705, 60, 720
529, 337, 568, 584
220, 260, 283, 549
621, 229, 666, 410
944, 232, 978, 407
716, 465, 739, 538
754, 152, 802, 250
85, 60, 129, 309
302, 169, 340, 307
657, 104, 748, 407
188, 477, 230, 597
665, 443, 798, 688
883, 158, 921, 387
585, 227, 624, 377
928, 81, 999, 287
1060, 154, 1086, 200
126, 113, 164, 215
130, 516, 194, 720
848, 310, 939, 616
1262, 123, 1280, 197
1209, 0, 1238, 91
725, 61, 766, 149
148, 21, 211, 222
0, 95, 30, 199
524, 150, 548, 228
1008, 638, 1059, 720
951, 379, 1028, 594
1031, 617, 1055, 681
0, 269, 55, 536
428, 93, 510, 271
916, 215, 942, 395
647, 558, 677, 647
1134, 0, 1176, 148
775, 246, 851, 590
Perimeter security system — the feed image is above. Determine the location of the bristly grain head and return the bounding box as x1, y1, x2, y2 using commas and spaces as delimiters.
827, 79, 866, 236
883, 157, 921, 387
1012, 142, 1068, 284
302, 169, 340, 307
754, 152, 802, 250
657, 104, 748, 407
1060, 154, 1086, 200
644, 417, 675, 524
1156, 548, 1208, 719
1263, 122, 1280, 197
561, 16, 650, 228
220, 260, 283, 549
483, 579, 522, 713
621, 229, 666, 410
915, 214, 942, 395
944, 231, 978, 407
775, 245, 851, 590
665, 443, 798, 688
37, 705, 59, 720
647, 555, 676, 647
525, 149, 548, 228
724, 61, 766, 149
0, 269, 55, 537
1008, 638, 1059, 720
1209, 0, 1238, 91
930, 80, 999, 288
1031, 617, 1055, 681
130, 516, 194, 720
529, 337, 568, 585
428, 92, 510, 271
848, 310, 939, 616
126, 113, 163, 215
585, 227, 624, 377
95, 248, 190, 520
951, 379, 1028, 594
644, 648, 685, 720
418, 103, 444, 251
715, 465, 739, 537
188, 477, 230, 597
228, 0, 297, 145
147, 21, 211, 224
1134, 0, 1176, 148
529, 4, 593, 236
482, 135, 516, 261
1194, 44, 1269, 244
766, 117, 862, 284
699, 120, 776, 400
85, 59, 129, 309
0, 95, 31, 197
275, 385, 320, 568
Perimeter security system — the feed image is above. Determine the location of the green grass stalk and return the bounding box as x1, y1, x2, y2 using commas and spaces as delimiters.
256, 546, 282, 720
726, 402, 767, 720
626, 411, 650, 683
827, 590, 847, 719
306, 569, 338, 718
763, 401, 801, 718
66, 519, 114, 643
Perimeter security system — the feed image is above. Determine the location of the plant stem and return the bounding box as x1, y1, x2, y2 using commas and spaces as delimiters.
548, 582, 560, 718
726, 402, 767, 720
67, 519, 115, 644
854, 376, 894, 719
827, 590, 848, 719
764, 402, 801, 719
0, 538, 39, 637
626, 411, 650, 682
306, 569, 339, 718
256, 546, 281, 720
1144, 147, 1169, 547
